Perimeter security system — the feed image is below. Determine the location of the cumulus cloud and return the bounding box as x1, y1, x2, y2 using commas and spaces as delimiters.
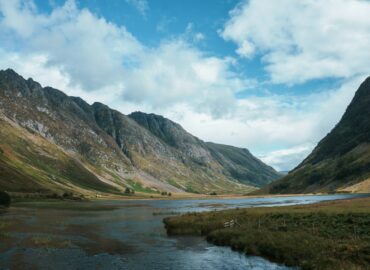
0, 0, 144, 91
0, 0, 249, 116
123, 40, 250, 116
221, 0, 370, 84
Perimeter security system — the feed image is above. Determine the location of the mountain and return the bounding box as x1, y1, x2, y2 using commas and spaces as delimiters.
128, 112, 279, 187
259, 76, 370, 194
204, 142, 280, 187
0, 69, 280, 197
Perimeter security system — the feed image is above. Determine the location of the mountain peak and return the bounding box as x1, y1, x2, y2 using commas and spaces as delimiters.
0, 68, 24, 82
1, 68, 19, 76
129, 110, 198, 148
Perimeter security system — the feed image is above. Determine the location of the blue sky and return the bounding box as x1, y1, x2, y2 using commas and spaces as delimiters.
1, 0, 370, 170
36, 0, 268, 84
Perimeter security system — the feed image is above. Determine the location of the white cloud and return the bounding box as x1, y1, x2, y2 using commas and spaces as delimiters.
184, 23, 206, 43
0, 49, 126, 106
258, 144, 313, 172
221, 0, 370, 84
0, 0, 248, 117
212, 0, 370, 169
161, 75, 364, 171
0, 0, 144, 91
122, 40, 251, 116
125, 0, 149, 17
194, 33, 205, 42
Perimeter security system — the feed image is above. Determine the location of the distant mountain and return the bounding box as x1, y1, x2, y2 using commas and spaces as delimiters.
128, 112, 279, 187
0, 69, 280, 196
259, 76, 370, 194
204, 142, 280, 187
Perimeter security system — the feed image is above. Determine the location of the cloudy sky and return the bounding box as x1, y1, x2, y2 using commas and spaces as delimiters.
0, 0, 369, 171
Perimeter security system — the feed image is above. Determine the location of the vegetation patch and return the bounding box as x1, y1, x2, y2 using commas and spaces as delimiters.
124, 187, 135, 195
185, 185, 200, 194
0, 191, 11, 207
153, 211, 180, 216
0, 220, 12, 229
126, 179, 157, 194
167, 179, 183, 189
29, 235, 72, 248
160, 191, 172, 196
164, 197, 370, 270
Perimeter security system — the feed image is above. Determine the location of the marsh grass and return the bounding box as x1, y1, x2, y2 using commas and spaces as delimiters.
164, 198, 370, 270
152, 211, 180, 216
0, 220, 12, 229
30, 236, 72, 248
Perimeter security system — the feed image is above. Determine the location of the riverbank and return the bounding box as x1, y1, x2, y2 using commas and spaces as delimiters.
9, 190, 323, 203
164, 197, 370, 270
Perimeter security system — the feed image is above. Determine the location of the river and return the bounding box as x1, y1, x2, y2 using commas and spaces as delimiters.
0, 193, 368, 270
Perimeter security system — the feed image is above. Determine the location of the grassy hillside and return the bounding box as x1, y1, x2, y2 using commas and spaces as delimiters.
259, 76, 370, 194
0, 114, 119, 196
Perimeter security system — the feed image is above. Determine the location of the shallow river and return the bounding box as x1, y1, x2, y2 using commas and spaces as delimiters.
0, 193, 368, 270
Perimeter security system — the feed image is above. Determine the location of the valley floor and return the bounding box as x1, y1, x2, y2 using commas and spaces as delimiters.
164, 196, 370, 270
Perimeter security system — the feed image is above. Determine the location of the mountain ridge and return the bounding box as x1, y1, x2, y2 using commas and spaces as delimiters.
0, 69, 280, 196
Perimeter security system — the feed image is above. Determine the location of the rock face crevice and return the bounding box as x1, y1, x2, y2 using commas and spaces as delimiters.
0, 69, 280, 194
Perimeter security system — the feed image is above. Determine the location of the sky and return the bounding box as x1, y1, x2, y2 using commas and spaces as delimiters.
0, 0, 370, 171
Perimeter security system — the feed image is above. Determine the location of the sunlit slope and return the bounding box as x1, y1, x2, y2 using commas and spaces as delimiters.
0, 114, 119, 195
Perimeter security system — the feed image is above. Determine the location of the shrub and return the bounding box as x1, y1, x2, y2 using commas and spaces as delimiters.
62, 192, 73, 198
210, 191, 217, 195
124, 187, 135, 195
0, 191, 11, 207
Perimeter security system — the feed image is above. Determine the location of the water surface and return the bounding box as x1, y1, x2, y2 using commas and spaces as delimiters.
0, 193, 368, 270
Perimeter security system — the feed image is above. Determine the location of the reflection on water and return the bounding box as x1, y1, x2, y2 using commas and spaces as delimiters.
0, 193, 368, 270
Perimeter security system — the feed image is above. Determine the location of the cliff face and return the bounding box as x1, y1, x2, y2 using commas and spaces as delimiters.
0, 69, 280, 195
260, 76, 370, 194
